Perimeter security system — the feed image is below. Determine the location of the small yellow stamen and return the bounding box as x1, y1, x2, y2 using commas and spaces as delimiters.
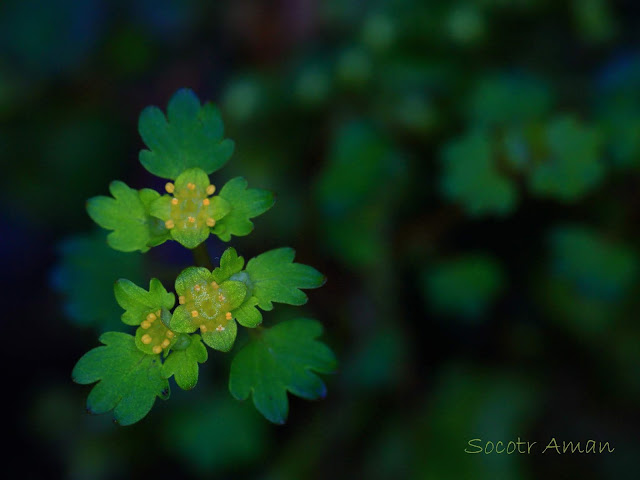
218, 294, 225, 302
152, 345, 162, 354
171, 198, 179, 205
187, 216, 196, 223
191, 310, 199, 318
187, 182, 195, 190
141, 334, 152, 345
161, 339, 170, 348
147, 313, 156, 322
225, 312, 232, 320
165, 219, 175, 229
165, 182, 175, 193
206, 185, 215, 195
141, 320, 151, 329
166, 331, 175, 338
194, 284, 201, 292
206, 218, 215, 227
216, 324, 225, 332
211, 281, 219, 289
200, 324, 207, 333
179, 295, 185, 305
202, 198, 210, 206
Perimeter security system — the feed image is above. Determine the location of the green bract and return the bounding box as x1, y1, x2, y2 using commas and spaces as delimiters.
229, 318, 337, 424
212, 177, 275, 241
139, 88, 235, 179
72, 332, 170, 425
87, 181, 170, 252
74, 88, 334, 425
161, 334, 208, 390
211, 247, 326, 328
150, 168, 231, 249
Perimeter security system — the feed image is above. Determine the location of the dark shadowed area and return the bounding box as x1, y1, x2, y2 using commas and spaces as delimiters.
2, 0, 640, 479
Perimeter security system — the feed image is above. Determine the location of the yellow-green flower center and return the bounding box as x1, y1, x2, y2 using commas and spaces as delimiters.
139, 309, 175, 354
178, 281, 234, 333
163, 181, 216, 231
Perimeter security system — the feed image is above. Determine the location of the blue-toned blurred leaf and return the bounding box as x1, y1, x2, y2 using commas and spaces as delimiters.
52, 232, 145, 331
0, 0, 104, 76
549, 226, 638, 302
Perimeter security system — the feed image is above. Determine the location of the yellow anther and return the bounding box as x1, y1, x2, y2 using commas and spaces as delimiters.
171, 198, 179, 205
187, 182, 195, 190
166, 331, 175, 338
216, 324, 225, 332
141, 334, 152, 344
147, 313, 157, 322
179, 295, 185, 304
161, 339, 170, 348
187, 216, 196, 223
225, 312, 232, 320
218, 294, 225, 302
211, 281, 219, 289
141, 320, 151, 329
153, 345, 162, 354
191, 310, 199, 318
206, 218, 215, 227
194, 284, 201, 292
206, 185, 215, 195
165, 219, 175, 229
202, 198, 210, 206
165, 182, 175, 193
200, 324, 207, 333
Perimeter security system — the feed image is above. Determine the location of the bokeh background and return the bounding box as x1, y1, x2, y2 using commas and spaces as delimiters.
2, 0, 640, 478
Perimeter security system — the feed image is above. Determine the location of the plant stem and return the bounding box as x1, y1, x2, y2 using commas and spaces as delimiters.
192, 243, 213, 269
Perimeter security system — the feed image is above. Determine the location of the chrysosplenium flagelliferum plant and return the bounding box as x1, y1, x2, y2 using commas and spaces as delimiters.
72, 88, 337, 425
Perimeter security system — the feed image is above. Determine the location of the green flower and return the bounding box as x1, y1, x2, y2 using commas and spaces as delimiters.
170, 267, 247, 352
114, 278, 177, 355
150, 168, 230, 249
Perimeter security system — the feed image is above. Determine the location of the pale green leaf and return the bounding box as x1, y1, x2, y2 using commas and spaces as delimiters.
212, 177, 274, 241
87, 181, 169, 252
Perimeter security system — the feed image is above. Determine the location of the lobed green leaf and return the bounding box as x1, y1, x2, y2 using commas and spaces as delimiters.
87, 181, 170, 252
72, 332, 170, 425
114, 278, 175, 326
244, 247, 326, 311
138, 88, 235, 179
212, 177, 275, 241
229, 318, 337, 424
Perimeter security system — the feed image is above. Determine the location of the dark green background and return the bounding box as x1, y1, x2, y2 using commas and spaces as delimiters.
2, 0, 640, 478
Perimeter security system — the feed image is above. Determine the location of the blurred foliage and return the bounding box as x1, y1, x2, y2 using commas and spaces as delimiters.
423, 254, 505, 320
